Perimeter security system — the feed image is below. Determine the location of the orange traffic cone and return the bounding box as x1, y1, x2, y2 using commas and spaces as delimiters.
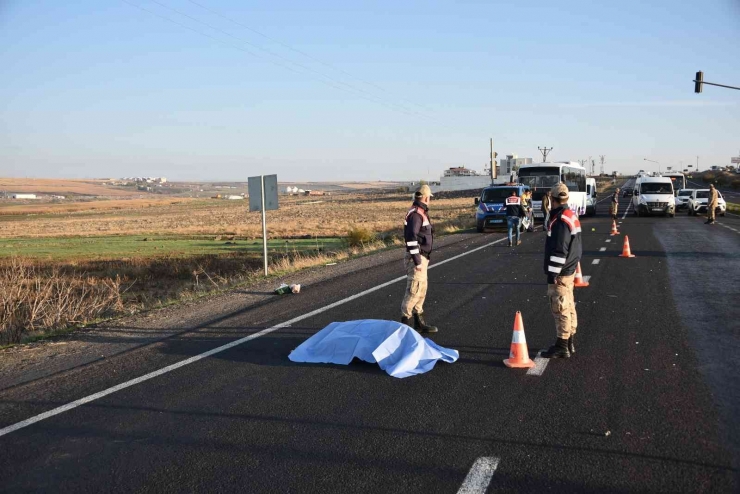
609, 220, 620, 236
574, 262, 590, 287
619, 235, 636, 258
503, 311, 535, 369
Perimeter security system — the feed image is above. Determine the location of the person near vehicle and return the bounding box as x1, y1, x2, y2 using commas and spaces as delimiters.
542, 183, 583, 359
541, 191, 552, 233
610, 188, 620, 221
505, 190, 526, 247
401, 184, 438, 333
706, 184, 719, 225
522, 189, 534, 232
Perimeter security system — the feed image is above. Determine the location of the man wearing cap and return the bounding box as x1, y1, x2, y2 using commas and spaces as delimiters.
542, 183, 583, 358
610, 188, 620, 221
706, 184, 719, 225
401, 184, 438, 333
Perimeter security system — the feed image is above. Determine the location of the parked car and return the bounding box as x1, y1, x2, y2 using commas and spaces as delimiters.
622, 187, 634, 198
475, 184, 531, 232
688, 189, 726, 217
675, 189, 694, 211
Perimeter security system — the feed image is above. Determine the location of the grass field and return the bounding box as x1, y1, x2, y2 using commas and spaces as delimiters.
0, 178, 133, 197
0, 236, 345, 260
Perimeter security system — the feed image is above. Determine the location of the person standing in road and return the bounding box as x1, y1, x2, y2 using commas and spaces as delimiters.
401, 184, 438, 333
706, 184, 718, 225
542, 183, 583, 359
505, 190, 525, 247
610, 188, 620, 221
522, 189, 534, 232
541, 190, 551, 233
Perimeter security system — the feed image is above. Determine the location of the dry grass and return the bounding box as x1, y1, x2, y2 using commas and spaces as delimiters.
0, 194, 477, 239
0, 258, 123, 345
0, 197, 194, 216
0, 178, 132, 197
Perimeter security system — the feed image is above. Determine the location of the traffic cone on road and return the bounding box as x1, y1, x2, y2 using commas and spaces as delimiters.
619, 235, 636, 258
503, 311, 535, 369
609, 220, 620, 236
574, 262, 590, 287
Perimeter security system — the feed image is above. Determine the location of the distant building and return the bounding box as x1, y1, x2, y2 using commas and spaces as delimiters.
443, 167, 481, 177
11, 193, 37, 199
499, 155, 533, 175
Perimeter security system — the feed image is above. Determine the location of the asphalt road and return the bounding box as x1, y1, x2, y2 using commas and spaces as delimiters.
1, 182, 738, 493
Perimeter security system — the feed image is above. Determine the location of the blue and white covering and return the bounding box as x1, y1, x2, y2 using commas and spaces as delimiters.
288, 320, 459, 378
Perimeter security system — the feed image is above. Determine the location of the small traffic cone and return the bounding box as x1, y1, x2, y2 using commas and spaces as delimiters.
609, 220, 620, 236
574, 262, 590, 287
619, 235, 636, 258
503, 311, 535, 369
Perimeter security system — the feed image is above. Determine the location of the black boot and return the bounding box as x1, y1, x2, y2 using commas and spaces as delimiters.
413, 313, 438, 333
568, 335, 575, 355
401, 316, 412, 327
541, 338, 571, 358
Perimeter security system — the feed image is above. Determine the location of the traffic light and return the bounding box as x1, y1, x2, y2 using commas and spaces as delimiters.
694, 71, 703, 93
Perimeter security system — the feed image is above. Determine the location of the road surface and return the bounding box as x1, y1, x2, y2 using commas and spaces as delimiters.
1, 182, 738, 493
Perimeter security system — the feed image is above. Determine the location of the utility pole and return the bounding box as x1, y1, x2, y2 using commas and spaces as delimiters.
599, 155, 605, 175
588, 155, 593, 175
538, 146, 553, 162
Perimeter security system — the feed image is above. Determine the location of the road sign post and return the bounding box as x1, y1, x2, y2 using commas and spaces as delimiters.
248, 174, 279, 276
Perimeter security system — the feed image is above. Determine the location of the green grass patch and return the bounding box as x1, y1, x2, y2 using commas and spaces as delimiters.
0, 235, 345, 260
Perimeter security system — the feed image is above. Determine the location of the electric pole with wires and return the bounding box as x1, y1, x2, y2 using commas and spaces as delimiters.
538, 146, 552, 162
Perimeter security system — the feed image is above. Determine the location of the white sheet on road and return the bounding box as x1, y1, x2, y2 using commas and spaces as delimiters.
288, 319, 459, 378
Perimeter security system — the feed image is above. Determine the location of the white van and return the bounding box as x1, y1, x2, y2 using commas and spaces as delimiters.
632, 177, 675, 217
585, 178, 597, 216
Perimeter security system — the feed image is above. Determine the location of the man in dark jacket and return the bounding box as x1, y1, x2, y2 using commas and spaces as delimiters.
401, 184, 438, 333
505, 190, 526, 247
542, 183, 583, 358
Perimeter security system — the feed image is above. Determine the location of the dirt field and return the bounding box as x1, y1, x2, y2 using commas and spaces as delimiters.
0, 178, 133, 197
0, 194, 477, 240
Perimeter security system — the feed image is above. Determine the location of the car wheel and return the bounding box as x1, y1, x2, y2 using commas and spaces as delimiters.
476, 221, 484, 233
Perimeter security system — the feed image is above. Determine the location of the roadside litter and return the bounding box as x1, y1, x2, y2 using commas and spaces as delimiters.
288, 319, 458, 378
275, 283, 301, 295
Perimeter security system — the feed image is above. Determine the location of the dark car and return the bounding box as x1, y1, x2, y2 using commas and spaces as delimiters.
622, 187, 634, 198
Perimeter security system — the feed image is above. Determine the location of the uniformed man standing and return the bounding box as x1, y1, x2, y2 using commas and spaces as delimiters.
542, 183, 583, 358
401, 185, 438, 333
706, 184, 719, 225
610, 188, 620, 221
505, 190, 525, 247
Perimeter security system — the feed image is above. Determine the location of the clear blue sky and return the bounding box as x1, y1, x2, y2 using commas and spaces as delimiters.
1, 0, 739, 181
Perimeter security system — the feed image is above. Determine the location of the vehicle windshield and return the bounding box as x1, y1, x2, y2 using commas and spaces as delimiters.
678, 190, 693, 197
518, 167, 561, 191
640, 183, 673, 195
481, 188, 518, 203
695, 191, 709, 199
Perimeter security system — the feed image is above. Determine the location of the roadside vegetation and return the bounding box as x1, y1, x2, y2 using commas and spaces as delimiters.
0, 192, 476, 345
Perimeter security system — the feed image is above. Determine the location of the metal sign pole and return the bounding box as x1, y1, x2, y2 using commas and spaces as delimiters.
261, 175, 268, 276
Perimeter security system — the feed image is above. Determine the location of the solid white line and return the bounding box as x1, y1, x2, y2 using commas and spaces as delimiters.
458, 457, 500, 494
592, 259, 600, 265
0, 236, 509, 439
527, 351, 550, 376
599, 247, 607, 252
605, 239, 611, 243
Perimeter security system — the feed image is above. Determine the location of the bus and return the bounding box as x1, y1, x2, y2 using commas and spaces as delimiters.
517, 162, 588, 219
661, 172, 686, 195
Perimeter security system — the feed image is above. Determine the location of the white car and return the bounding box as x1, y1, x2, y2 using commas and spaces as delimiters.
675, 189, 694, 211
688, 189, 726, 217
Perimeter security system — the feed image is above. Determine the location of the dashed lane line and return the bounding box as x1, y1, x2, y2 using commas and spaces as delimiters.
718, 222, 740, 234
0, 237, 512, 439
592, 259, 601, 265
458, 457, 500, 493
599, 247, 607, 252
605, 239, 611, 243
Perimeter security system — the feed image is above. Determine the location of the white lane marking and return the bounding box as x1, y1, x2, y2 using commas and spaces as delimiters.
718, 222, 740, 234
592, 259, 600, 265
582, 275, 591, 283
599, 247, 607, 252
458, 457, 500, 494
605, 239, 611, 243
527, 351, 549, 376
621, 202, 632, 220
0, 237, 509, 439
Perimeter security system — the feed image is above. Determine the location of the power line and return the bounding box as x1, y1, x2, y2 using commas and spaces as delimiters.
185, 0, 439, 117
124, 0, 437, 122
